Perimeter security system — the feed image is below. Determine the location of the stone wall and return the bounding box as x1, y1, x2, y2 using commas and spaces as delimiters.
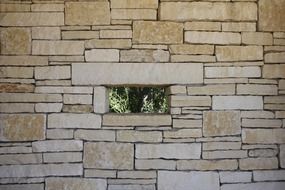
0, 0, 285, 190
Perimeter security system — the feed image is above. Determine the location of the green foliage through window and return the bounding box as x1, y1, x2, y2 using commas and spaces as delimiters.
109, 87, 168, 113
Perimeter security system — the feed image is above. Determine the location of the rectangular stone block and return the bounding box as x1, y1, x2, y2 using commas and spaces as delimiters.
109, 185, 155, 190
31, 4, 64, 12
203, 142, 241, 151
85, 49, 119, 62
133, 21, 183, 44
169, 44, 214, 55
85, 39, 131, 49
0, 103, 34, 113
46, 178, 107, 190
171, 96, 211, 107
185, 31, 241, 44
0, 114, 45, 141
0, 56, 48, 66
32, 27, 60, 40
263, 64, 285, 78
75, 130, 115, 142
203, 111, 241, 137
0, 154, 42, 165
0, 164, 82, 177
203, 150, 247, 159
242, 129, 285, 144
100, 30, 132, 39
259, 0, 285, 31
117, 171, 156, 179
85, 169, 116, 178
239, 157, 278, 170
0, 13, 64, 26
205, 66, 261, 78
120, 50, 169, 62
72, 63, 203, 85
111, 9, 157, 20
281, 145, 285, 168
173, 119, 202, 128
44, 152, 82, 163
242, 32, 273, 45
221, 182, 285, 190
65, 2, 110, 25
158, 171, 219, 190
177, 160, 238, 171
136, 143, 201, 159
216, 46, 263, 61
111, 0, 158, 8
84, 142, 134, 169
62, 31, 99, 40
265, 53, 285, 63
135, 159, 176, 170
188, 84, 235, 95
0, 184, 44, 190
32, 40, 84, 55
94, 86, 109, 114
117, 130, 162, 143
254, 170, 285, 181
103, 114, 171, 127
171, 55, 215, 63
35, 66, 70, 80
46, 129, 73, 140
222, 22, 256, 32
0, 4, 30, 12
160, 2, 257, 21
48, 114, 101, 129
35, 86, 92, 94
220, 172, 252, 183
213, 96, 263, 110
35, 103, 62, 113
32, 140, 83, 152
242, 119, 282, 128
237, 84, 277, 95
0, 93, 62, 103
0, 67, 33, 79
63, 94, 92, 105
184, 22, 221, 31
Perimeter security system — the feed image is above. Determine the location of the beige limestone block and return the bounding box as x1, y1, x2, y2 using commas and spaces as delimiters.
85, 39, 131, 49
242, 119, 282, 128
74, 130, 115, 141
171, 55, 215, 62
170, 44, 214, 55
203, 142, 241, 151
0, 164, 82, 177
203, 111, 240, 137
0, 93, 62, 103
216, 46, 263, 61
46, 129, 73, 140
205, 66, 261, 78
117, 171, 156, 179
158, 171, 219, 190
84, 142, 134, 169
103, 114, 171, 127
94, 86, 109, 114
249, 149, 278, 158
72, 63, 203, 85
133, 21, 183, 44
221, 182, 285, 190
85, 49, 119, 62
0, 154, 42, 165
188, 84, 235, 95
35, 86, 92, 94
242, 129, 285, 144
276, 111, 285, 119
48, 114, 101, 129
31, 4, 64, 12
280, 145, 285, 168
111, 0, 158, 8
0, 83, 34, 93
120, 49, 169, 62
167, 86, 186, 95
0, 56, 48, 66
222, 22, 256, 32
0, 103, 34, 113
242, 32, 273, 45
135, 159, 176, 170
35, 66, 70, 80
111, 9, 157, 20
170, 96, 211, 107
65, 2, 110, 25
32, 140, 83, 152
160, 2, 257, 21
109, 185, 155, 190
63, 94, 92, 105
0, 184, 43, 190
0, 114, 45, 141
265, 52, 285, 63
46, 178, 106, 190
32, 27, 60, 40
259, 0, 285, 31
239, 157, 278, 170
32, 40, 84, 55
35, 103, 62, 113
220, 172, 252, 183
237, 84, 278, 95
203, 150, 247, 159
62, 31, 99, 40
164, 129, 202, 138
136, 143, 201, 159
0, 4, 30, 12
0, 13, 64, 26
184, 22, 221, 31
43, 152, 82, 163
264, 96, 285, 104
173, 119, 202, 128
0, 27, 31, 55
177, 160, 238, 170
0, 67, 33, 79
254, 170, 285, 181
62, 105, 93, 113
212, 96, 263, 110
185, 31, 241, 44
100, 30, 132, 39
263, 64, 285, 78
85, 169, 116, 178
117, 130, 162, 143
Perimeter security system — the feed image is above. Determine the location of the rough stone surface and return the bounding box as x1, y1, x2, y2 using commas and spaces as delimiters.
0, 184, 44, 190
205, 66, 261, 78
216, 46, 263, 61
111, 0, 158, 8
239, 157, 279, 170
213, 96, 263, 110
242, 129, 285, 144
46, 178, 107, 190
84, 142, 134, 169
120, 50, 169, 62
280, 145, 285, 168
65, 2, 110, 25
177, 160, 238, 170
93, 86, 109, 114
85, 49, 119, 62
0, 114, 45, 141
203, 111, 241, 137
117, 131, 162, 143
263, 64, 285, 78
221, 182, 285, 190
35, 66, 70, 80
32, 140, 83, 152
133, 21, 183, 44
185, 32, 241, 44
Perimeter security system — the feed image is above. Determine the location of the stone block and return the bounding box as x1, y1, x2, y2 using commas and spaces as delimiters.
0, 114, 45, 141
265, 53, 285, 63
85, 49, 119, 62
43, 152, 82, 163
32, 140, 83, 152
120, 49, 169, 62
169, 44, 214, 55
35, 103, 62, 113
222, 22, 256, 32
94, 86, 109, 114
32, 27, 60, 40
212, 96, 263, 110
221, 182, 285, 190
184, 22, 221, 31
100, 30, 132, 39
170, 96, 211, 107
173, 119, 202, 128
65, 2, 110, 25
0, 93, 62, 103
133, 21, 183, 44
111, 9, 157, 20
62, 31, 99, 40
237, 84, 278, 95
216, 46, 263, 61
177, 159, 238, 170
63, 94, 92, 105
75, 130, 115, 141
188, 85, 235, 95
0, 103, 34, 113
35, 66, 70, 80
203, 142, 241, 151
111, 0, 158, 8
164, 129, 202, 138
0, 83, 34, 93
0, 56, 48, 66
242, 129, 285, 144
46, 178, 107, 190
254, 170, 285, 181
85, 39, 131, 49
0, 154, 42, 165
117, 130, 162, 142
109, 185, 155, 190
239, 157, 278, 170
203, 111, 241, 137
280, 145, 285, 168
135, 159, 176, 170
84, 142, 134, 169
185, 31, 241, 44
0, 184, 43, 190
242, 32, 273, 45
242, 119, 282, 128
0, 67, 33, 79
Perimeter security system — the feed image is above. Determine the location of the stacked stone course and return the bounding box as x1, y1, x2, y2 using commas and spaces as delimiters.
0, 0, 285, 189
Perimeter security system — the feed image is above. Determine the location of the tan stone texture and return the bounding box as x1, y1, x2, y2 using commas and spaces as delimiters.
111, 0, 158, 8
0, 28, 31, 55
133, 21, 183, 44
0, 83, 34, 93
0, 114, 45, 141
65, 2, 110, 25
46, 178, 107, 190
263, 64, 285, 78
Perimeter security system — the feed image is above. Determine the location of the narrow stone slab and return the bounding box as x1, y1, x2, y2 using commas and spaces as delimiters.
103, 114, 171, 127
46, 178, 107, 190
221, 182, 285, 190
0, 184, 44, 190
72, 63, 203, 85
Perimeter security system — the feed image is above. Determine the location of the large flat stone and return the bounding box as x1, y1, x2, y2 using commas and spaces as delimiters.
263, 64, 285, 79
72, 63, 203, 85
84, 142, 134, 169
242, 129, 285, 144
158, 171, 219, 190
0, 114, 45, 141
65, 2, 110, 25
46, 178, 107, 190
0, 184, 43, 190
221, 182, 285, 190
213, 96, 263, 110
259, 0, 285, 31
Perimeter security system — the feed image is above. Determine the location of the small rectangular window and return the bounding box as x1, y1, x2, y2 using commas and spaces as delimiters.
109, 87, 168, 113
